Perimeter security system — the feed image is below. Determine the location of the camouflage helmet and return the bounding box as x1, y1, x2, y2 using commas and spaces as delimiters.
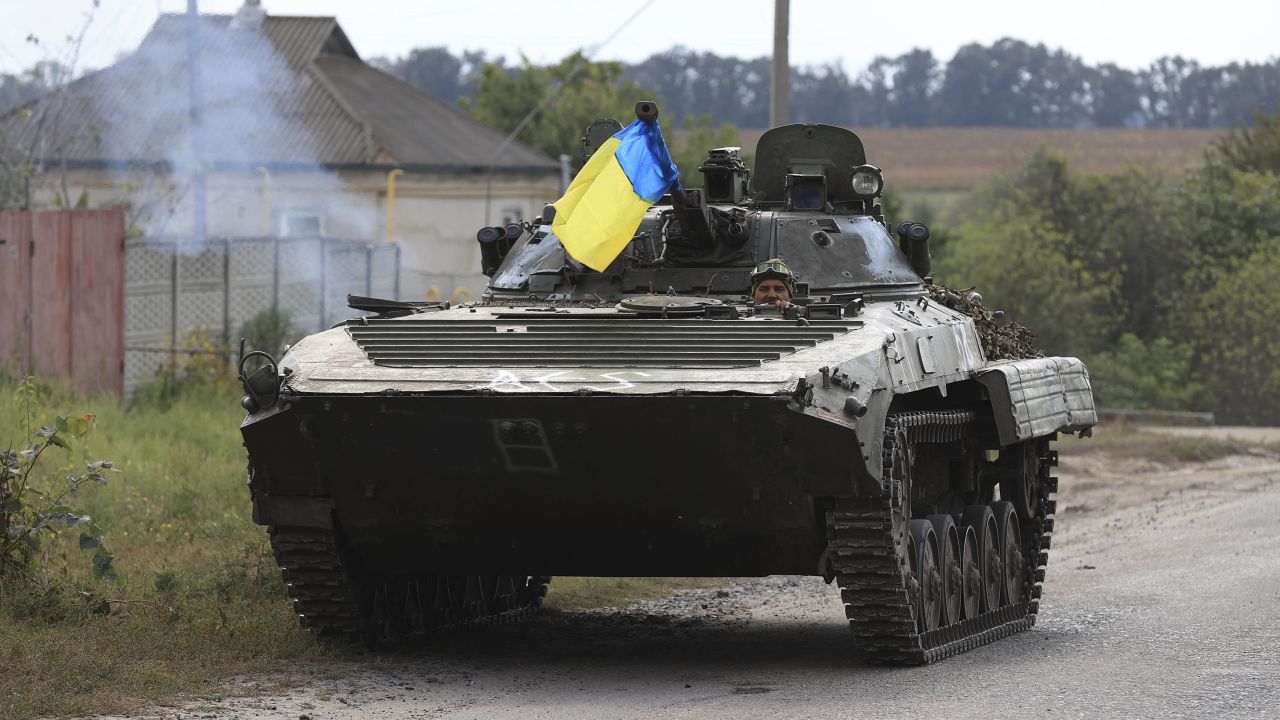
750, 258, 797, 297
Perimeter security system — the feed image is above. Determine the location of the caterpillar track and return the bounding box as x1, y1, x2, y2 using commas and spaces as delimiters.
828, 410, 1058, 665
269, 526, 551, 642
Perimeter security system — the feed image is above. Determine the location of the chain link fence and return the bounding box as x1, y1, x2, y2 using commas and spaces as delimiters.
125, 235, 400, 396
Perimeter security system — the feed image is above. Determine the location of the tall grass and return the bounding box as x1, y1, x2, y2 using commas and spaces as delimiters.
0, 376, 311, 719
0, 375, 727, 718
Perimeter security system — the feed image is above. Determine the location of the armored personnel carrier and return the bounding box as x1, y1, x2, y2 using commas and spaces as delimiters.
239, 103, 1096, 665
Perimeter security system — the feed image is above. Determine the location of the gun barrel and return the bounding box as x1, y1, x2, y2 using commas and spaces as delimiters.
634, 100, 659, 122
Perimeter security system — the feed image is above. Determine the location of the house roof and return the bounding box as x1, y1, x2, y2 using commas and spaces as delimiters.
0, 13, 556, 173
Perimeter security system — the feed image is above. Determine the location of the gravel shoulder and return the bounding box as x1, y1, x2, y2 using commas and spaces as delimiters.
97, 431, 1280, 720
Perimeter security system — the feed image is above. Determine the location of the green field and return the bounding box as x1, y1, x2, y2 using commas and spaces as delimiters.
678, 127, 1221, 227
729, 127, 1220, 191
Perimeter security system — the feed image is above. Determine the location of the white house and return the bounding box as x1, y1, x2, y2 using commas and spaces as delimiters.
0, 1, 561, 301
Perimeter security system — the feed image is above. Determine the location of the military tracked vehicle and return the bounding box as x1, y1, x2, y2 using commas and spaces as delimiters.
239, 102, 1096, 665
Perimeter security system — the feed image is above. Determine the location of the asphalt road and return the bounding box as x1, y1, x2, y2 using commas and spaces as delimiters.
117, 432, 1280, 720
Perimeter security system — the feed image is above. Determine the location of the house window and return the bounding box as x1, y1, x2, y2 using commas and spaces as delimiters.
280, 212, 323, 237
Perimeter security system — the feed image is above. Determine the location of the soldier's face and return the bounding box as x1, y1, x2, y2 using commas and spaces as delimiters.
754, 279, 791, 305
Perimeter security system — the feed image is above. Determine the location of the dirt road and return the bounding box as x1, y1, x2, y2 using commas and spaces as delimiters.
119, 429, 1280, 719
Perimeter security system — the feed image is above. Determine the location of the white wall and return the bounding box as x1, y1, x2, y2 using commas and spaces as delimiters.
378, 175, 558, 300
29, 166, 560, 300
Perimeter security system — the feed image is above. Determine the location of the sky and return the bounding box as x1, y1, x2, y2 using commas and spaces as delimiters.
2, 0, 1278, 78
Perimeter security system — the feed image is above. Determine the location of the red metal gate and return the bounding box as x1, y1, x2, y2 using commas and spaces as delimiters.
0, 209, 125, 395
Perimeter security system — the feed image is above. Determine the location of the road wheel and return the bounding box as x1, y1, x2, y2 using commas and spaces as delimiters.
909, 519, 942, 632
927, 514, 962, 626
990, 501, 1024, 606
962, 505, 1000, 613
998, 439, 1050, 521
958, 524, 980, 620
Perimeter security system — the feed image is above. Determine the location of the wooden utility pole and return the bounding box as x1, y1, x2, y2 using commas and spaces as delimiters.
770, 0, 790, 128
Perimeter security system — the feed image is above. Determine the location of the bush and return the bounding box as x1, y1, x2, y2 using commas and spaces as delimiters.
936, 200, 1119, 356
1086, 334, 1201, 410
131, 328, 239, 408
1, 377, 121, 593
1189, 236, 1280, 424
238, 307, 295, 358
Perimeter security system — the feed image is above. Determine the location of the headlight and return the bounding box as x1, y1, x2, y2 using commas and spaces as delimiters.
850, 164, 884, 199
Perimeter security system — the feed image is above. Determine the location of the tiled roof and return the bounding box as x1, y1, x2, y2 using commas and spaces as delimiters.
0, 13, 555, 172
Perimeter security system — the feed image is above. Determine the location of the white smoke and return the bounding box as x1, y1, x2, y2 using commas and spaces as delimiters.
84, 12, 376, 242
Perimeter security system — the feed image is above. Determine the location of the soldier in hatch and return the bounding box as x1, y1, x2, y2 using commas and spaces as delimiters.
751, 258, 796, 310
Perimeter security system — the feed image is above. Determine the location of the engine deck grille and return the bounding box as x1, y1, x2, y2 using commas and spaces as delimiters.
347, 317, 862, 368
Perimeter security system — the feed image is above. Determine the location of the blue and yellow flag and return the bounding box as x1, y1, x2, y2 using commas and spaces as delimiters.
552, 118, 679, 272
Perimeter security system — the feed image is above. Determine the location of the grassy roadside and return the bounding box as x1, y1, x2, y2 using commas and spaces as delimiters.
1058, 422, 1280, 462
0, 377, 722, 719
6, 372, 1269, 719
545, 577, 728, 611
0, 376, 310, 719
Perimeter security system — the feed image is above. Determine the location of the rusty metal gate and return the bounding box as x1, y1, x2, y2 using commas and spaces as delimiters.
0, 209, 126, 396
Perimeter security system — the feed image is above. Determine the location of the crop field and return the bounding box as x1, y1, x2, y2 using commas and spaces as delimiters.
730, 127, 1220, 191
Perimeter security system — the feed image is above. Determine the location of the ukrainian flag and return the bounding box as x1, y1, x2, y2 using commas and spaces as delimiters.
552, 118, 680, 272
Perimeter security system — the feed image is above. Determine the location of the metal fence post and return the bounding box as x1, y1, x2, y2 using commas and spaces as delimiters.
222, 237, 231, 364
365, 244, 373, 297
393, 243, 401, 301
272, 234, 280, 315
169, 239, 178, 381
317, 238, 327, 332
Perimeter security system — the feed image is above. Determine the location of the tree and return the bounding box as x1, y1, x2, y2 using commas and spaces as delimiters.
1087, 63, 1143, 127
623, 47, 771, 127
886, 49, 941, 127
461, 52, 655, 169
936, 39, 1093, 128
1212, 61, 1280, 128
371, 48, 495, 106
1216, 105, 1280, 173
1143, 56, 1199, 128
935, 199, 1120, 356
791, 62, 860, 125
933, 42, 991, 126
1086, 334, 1201, 410
348, 42, 1280, 130
669, 115, 743, 182
0, 61, 65, 115
1173, 156, 1280, 287
0, 9, 99, 209
1190, 237, 1280, 424
855, 49, 940, 128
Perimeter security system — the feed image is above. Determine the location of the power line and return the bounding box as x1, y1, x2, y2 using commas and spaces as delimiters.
483, 0, 658, 225
79, 0, 148, 61
0, 41, 27, 73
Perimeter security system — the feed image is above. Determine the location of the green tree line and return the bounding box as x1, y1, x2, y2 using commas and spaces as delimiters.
932, 110, 1280, 423
368, 39, 1280, 130
7, 39, 1278, 129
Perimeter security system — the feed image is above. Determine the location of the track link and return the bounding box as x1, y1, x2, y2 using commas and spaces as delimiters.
269, 525, 551, 642
827, 410, 1057, 664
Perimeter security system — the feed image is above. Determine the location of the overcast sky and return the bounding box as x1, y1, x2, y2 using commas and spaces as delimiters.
3, 0, 1277, 77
